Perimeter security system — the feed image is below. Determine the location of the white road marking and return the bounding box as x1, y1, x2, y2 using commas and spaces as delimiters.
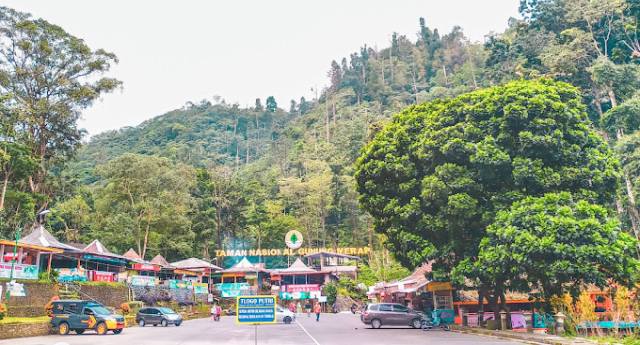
295, 320, 321, 345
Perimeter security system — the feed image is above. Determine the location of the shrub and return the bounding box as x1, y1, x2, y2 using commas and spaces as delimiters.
38, 270, 58, 283
322, 282, 338, 305
0, 303, 7, 320
120, 302, 131, 315
44, 296, 60, 317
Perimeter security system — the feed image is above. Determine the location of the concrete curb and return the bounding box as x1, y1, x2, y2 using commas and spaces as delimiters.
450, 326, 596, 345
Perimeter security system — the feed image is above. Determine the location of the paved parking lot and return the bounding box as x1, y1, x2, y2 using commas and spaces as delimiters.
1, 313, 527, 345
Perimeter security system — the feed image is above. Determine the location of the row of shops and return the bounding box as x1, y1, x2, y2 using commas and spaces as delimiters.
0, 225, 361, 301
367, 263, 619, 329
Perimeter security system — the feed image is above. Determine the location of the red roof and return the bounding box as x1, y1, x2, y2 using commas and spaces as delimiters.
123, 248, 142, 261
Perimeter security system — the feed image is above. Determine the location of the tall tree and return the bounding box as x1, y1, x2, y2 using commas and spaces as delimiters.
266, 96, 277, 112
0, 142, 37, 210
355, 79, 618, 305
254, 98, 264, 112
0, 7, 121, 204
95, 154, 194, 259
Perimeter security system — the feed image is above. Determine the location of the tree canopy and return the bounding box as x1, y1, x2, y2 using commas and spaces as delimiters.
462, 192, 638, 309
355, 79, 619, 273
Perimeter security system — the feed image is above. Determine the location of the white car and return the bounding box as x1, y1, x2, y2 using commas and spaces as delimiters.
276, 306, 296, 324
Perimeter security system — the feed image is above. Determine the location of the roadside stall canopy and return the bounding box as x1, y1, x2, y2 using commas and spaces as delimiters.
170, 257, 221, 272
150, 254, 171, 268
271, 258, 322, 275
123, 249, 161, 272
123, 248, 143, 262
223, 257, 269, 274
82, 240, 129, 265
19, 225, 81, 252
0, 239, 63, 279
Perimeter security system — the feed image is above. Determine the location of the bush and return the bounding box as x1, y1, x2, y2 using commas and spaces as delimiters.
44, 296, 60, 317
120, 302, 131, 315
38, 270, 58, 283
323, 282, 337, 305
0, 303, 7, 320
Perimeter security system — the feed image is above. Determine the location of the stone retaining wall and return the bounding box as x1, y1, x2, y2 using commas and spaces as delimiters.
131, 285, 197, 305
0, 322, 52, 339
3, 282, 58, 317
77, 284, 128, 308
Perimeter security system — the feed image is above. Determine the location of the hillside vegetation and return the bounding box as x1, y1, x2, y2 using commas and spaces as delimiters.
3, 1, 640, 279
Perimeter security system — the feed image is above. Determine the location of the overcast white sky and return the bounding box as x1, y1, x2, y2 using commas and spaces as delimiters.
1, 0, 519, 136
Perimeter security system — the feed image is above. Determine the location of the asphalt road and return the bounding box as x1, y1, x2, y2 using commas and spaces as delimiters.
1, 313, 527, 345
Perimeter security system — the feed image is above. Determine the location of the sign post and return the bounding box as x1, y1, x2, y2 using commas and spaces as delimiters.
236, 295, 277, 345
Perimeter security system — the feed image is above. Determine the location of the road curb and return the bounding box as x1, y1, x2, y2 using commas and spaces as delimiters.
450, 326, 596, 345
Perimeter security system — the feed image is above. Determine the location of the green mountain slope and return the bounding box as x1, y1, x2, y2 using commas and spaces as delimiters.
57, 18, 490, 260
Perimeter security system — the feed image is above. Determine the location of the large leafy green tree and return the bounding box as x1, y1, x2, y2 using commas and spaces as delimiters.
94, 154, 195, 259
355, 79, 618, 293
0, 142, 37, 210
0, 7, 121, 201
462, 192, 638, 312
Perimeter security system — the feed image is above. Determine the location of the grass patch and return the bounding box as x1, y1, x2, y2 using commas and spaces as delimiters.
0, 279, 54, 285
0, 316, 50, 324
77, 281, 125, 288
587, 335, 640, 345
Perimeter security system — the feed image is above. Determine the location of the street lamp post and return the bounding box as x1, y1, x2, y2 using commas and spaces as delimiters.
4, 226, 22, 301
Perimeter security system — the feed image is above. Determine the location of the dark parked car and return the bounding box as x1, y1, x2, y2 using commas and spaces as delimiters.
136, 307, 182, 327
360, 303, 423, 329
50, 300, 124, 335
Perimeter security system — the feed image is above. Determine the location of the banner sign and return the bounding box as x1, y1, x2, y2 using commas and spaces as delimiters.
214, 246, 371, 257
426, 282, 452, 292
193, 282, 209, 294
215, 283, 250, 297
284, 284, 320, 293
0, 263, 39, 280
237, 295, 276, 324
279, 291, 311, 300
56, 268, 87, 282
132, 263, 161, 272
6, 282, 26, 296
168, 280, 190, 289
90, 270, 115, 282
129, 275, 156, 286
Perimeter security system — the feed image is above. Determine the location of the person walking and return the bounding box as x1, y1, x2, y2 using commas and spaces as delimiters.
288, 301, 296, 313
296, 301, 302, 316
314, 302, 322, 322
305, 301, 312, 317
211, 303, 220, 321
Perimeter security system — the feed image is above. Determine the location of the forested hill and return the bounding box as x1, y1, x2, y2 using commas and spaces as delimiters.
59, 16, 490, 261
73, 17, 485, 182
25, 0, 640, 265
72, 101, 293, 182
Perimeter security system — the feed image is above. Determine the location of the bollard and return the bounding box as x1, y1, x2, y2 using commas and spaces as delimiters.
499, 311, 508, 330
554, 312, 565, 335
522, 311, 533, 333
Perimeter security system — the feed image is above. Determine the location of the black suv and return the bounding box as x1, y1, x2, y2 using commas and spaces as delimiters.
136, 307, 182, 327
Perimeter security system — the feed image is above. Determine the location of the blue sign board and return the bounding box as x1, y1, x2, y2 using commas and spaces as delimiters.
236, 295, 277, 324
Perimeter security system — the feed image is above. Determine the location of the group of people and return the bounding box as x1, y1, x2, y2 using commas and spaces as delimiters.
288, 301, 323, 321
210, 303, 222, 321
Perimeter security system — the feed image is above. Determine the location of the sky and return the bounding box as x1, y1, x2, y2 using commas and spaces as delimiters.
1, 0, 520, 136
